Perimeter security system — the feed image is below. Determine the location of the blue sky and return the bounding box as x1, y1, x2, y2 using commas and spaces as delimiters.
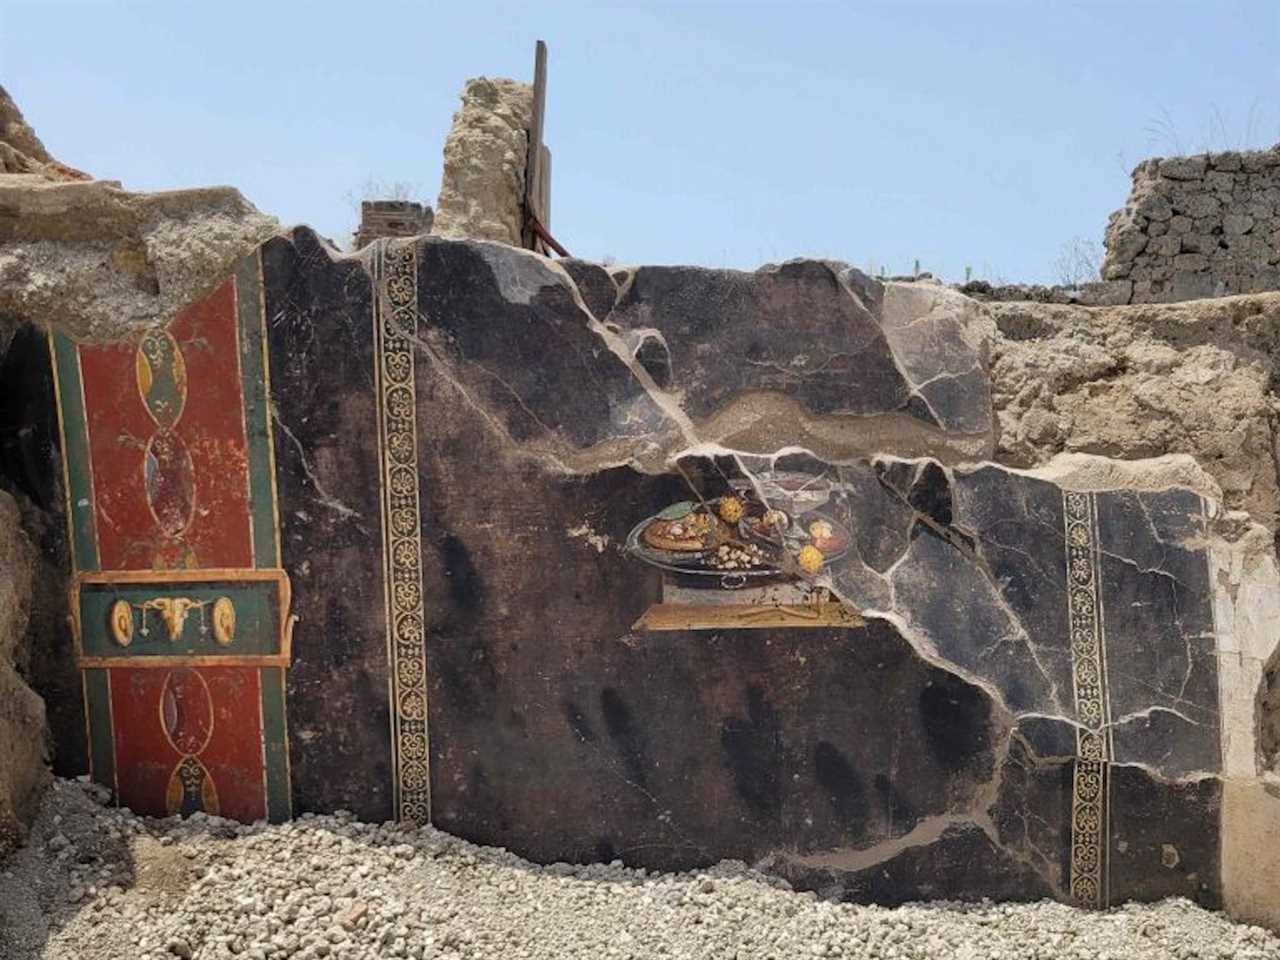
3, 1, 1277, 282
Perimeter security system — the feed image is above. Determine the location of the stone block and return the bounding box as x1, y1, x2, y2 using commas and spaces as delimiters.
1159, 156, 1207, 180
1168, 215, 1193, 235
1224, 214, 1256, 236
1174, 252, 1209, 272
1243, 149, 1280, 172
1150, 235, 1181, 257
1244, 266, 1280, 292
1181, 233, 1216, 255
1136, 193, 1173, 221
1206, 170, 1236, 194
1212, 151, 1243, 172
1184, 194, 1221, 218
1170, 270, 1215, 300
1103, 224, 1148, 264
1076, 279, 1133, 306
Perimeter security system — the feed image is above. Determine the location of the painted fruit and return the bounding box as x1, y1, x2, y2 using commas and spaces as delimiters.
797, 544, 825, 575
718, 496, 745, 523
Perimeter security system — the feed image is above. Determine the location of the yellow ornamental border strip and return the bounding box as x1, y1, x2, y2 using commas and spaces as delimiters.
1063, 491, 1111, 908
376, 239, 431, 824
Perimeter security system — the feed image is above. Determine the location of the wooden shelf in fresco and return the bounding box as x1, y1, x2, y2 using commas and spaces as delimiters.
632, 601, 864, 632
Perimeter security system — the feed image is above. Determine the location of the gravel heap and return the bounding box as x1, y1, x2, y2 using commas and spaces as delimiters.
2, 780, 1278, 960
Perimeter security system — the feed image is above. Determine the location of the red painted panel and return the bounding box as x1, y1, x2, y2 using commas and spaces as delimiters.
79, 341, 156, 569
79, 279, 253, 569
168, 281, 254, 567
109, 665, 267, 822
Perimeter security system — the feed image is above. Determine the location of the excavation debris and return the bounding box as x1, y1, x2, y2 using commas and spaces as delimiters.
1, 780, 1277, 960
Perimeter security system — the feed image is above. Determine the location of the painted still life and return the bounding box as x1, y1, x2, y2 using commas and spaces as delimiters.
627, 471, 851, 588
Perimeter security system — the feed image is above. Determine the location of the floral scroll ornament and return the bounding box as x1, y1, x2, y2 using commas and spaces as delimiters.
1062, 491, 1111, 909
376, 238, 431, 825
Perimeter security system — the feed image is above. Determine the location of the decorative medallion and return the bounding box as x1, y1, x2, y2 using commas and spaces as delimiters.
1062, 491, 1111, 908
211, 596, 236, 646
109, 600, 134, 646
374, 239, 431, 824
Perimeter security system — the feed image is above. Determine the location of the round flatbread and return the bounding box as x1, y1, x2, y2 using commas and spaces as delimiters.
643, 520, 705, 552
642, 512, 719, 552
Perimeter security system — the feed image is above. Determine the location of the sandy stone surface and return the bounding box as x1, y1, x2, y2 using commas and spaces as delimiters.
432, 77, 533, 246
0, 489, 47, 857
0, 176, 280, 341
1, 85, 280, 342
0, 84, 89, 181
987, 291, 1280, 530
3, 780, 1279, 960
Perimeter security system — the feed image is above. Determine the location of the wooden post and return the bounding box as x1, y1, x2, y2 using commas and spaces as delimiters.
522, 40, 549, 253
538, 144, 551, 236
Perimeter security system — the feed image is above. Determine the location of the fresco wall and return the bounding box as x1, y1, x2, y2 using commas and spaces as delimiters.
41, 229, 1280, 918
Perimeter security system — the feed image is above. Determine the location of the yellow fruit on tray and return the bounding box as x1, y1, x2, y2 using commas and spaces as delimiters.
718, 496, 745, 523
797, 544, 824, 575
808, 519, 833, 540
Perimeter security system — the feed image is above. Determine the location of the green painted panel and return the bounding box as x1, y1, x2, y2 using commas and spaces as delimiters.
259, 667, 292, 822
235, 253, 280, 569
79, 580, 280, 658
83, 669, 115, 793
51, 331, 99, 571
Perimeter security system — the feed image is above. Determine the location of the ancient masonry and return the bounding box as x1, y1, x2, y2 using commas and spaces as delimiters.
353, 201, 434, 251
1102, 145, 1280, 302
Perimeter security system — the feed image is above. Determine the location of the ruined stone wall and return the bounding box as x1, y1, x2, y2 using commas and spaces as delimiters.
1102, 146, 1280, 303
352, 200, 433, 250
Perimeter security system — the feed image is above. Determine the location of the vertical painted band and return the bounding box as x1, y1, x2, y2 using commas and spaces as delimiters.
259, 666, 291, 821
235, 251, 281, 568
83, 668, 116, 792
50, 331, 99, 571
1063, 491, 1112, 908
374, 238, 431, 824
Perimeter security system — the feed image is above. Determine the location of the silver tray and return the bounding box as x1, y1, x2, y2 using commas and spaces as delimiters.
625, 504, 851, 587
